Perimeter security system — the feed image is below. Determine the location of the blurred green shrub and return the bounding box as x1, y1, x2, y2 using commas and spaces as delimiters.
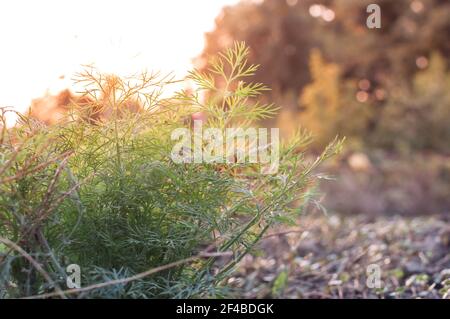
374, 53, 450, 154
296, 50, 450, 156
299, 50, 372, 149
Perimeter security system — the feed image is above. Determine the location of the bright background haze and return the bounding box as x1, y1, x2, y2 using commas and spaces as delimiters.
0, 0, 239, 116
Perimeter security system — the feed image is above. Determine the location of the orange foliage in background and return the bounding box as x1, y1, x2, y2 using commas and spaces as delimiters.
28, 75, 142, 125
28, 90, 90, 125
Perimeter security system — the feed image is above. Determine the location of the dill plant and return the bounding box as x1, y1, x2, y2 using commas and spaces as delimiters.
0, 43, 342, 298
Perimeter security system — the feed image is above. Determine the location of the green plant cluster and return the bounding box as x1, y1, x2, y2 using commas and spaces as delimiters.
0, 43, 341, 298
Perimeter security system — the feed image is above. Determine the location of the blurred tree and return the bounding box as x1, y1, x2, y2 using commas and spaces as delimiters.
197, 0, 318, 106
199, 0, 450, 96
198, 0, 450, 153
326, 0, 450, 85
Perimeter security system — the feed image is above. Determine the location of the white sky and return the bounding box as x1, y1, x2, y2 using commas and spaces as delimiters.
0, 0, 240, 115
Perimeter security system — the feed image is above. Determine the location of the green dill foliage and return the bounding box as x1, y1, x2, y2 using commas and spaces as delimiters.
0, 43, 343, 298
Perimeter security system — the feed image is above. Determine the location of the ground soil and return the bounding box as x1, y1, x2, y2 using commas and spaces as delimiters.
231, 211, 450, 299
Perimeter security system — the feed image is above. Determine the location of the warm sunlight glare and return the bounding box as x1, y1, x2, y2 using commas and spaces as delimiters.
0, 0, 239, 120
